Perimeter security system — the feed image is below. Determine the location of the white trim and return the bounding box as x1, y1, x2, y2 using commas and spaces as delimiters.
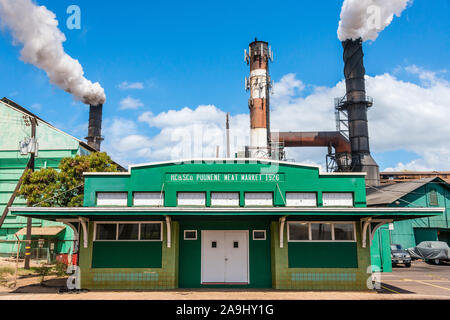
279, 216, 286, 248
93, 221, 163, 242
287, 221, 357, 243
165, 216, 171, 248
83, 158, 367, 177
78, 217, 89, 249
252, 230, 267, 241
184, 230, 198, 240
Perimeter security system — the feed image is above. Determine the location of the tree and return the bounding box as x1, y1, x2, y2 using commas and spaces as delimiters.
19, 152, 119, 207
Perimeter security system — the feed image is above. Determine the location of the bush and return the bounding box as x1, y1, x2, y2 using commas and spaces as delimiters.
54, 262, 67, 277
36, 265, 52, 284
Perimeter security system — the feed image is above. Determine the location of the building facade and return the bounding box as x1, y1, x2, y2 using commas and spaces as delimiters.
0, 98, 95, 257
367, 177, 450, 272
11, 159, 443, 290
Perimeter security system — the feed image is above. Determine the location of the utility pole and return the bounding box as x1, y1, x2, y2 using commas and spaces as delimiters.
24, 117, 37, 270
226, 113, 231, 158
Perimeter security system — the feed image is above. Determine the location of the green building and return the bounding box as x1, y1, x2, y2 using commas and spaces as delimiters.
0, 98, 96, 258
367, 177, 450, 272
11, 159, 443, 290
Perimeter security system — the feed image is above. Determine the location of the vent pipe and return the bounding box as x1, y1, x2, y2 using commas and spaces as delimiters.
86, 104, 104, 151
341, 39, 380, 186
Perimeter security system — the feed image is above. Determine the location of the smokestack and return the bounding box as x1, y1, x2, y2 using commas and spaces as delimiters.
86, 104, 104, 151
245, 39, 273, 158
341, 39, 380, 186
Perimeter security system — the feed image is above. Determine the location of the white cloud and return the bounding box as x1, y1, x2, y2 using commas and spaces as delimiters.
102, 66, 450, 172
119, 96, 144, 110
118, 82, 144, 90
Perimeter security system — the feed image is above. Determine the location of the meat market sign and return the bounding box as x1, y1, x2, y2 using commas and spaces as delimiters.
167, 173, 283, 183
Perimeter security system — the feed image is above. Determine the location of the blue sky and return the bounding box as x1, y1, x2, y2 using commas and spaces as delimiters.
1, 0, 449, 170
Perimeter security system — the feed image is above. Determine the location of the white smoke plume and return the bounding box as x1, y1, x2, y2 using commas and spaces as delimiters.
338, 0, 412, 42
0, 0, 106, 105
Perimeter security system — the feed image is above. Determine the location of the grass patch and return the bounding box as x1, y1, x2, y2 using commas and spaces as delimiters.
0, 266, 15, 276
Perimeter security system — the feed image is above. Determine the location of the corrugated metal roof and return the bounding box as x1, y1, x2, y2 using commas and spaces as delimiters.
1, 97, 126, 171
15, 226, 65, 236
366, 177, 449, 206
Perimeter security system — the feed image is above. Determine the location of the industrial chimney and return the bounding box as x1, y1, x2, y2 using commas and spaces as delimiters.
340, 39, 380, 186
86, 104, 104, 151
245, 39, 273, 158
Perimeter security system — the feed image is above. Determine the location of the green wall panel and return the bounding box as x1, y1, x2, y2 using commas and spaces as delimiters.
288, 242, 358, 268
414, 228, 438, 244
92, 242, 162, 269
178, 217, 272, 288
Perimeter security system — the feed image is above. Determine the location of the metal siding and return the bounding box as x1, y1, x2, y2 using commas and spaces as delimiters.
97, 192, 128, 206
286, 192, 317, 207
133, 192, 163, 207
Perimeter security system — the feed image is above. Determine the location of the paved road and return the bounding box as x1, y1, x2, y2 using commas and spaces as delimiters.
0, 260, 448, 300
379, 260, 450, 297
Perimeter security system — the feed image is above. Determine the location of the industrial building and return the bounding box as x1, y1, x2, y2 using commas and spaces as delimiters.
10, 159, 443, 290
368, 177, 450, 272
0, 98, 120, 259
8, 39, 445, 290
0, 98, 96, 258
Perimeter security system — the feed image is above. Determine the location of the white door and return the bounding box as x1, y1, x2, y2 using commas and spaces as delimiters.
202, 230, 249, 284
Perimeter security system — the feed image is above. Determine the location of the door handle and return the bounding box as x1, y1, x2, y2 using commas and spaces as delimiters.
225, 258, 228, 261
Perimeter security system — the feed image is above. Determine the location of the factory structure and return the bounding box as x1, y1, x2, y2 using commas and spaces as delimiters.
244, 39, 380, 187
9, 38, 445, 291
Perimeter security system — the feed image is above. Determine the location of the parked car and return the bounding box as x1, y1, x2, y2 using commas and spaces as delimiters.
391, 244, 411, 267
407, 241, 450, 265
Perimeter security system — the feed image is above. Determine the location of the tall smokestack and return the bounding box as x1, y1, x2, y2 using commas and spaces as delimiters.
86, 104, 104, 151
341, 39, 380, 186
245, 39, 273, 158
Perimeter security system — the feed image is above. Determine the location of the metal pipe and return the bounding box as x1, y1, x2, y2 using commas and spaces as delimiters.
342, 39, 380, 186
275, 131, 351, 153
86, 104, 104, 151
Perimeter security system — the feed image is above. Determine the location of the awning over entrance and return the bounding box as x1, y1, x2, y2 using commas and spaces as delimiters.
9, 207, 445, 222
15, 226, 65, 237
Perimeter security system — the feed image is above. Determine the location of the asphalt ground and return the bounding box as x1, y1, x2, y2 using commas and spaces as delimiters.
0, 260, 448, 300
378, 260, 450, 297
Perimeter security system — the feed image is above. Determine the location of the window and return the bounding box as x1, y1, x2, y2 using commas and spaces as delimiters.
286, 193, 317, 207
211, 192, 240, 207
245, 192, 273, 207
288, 222, 355, 242
288, 223, 309, 241
96, 224, 117, 240
140, 223, 162, 241
177, 192, 206, 206
94, 222, 162, 241
311, 223, 332, 241
96, 192, 128, 207
429, 189, 439, 206
133, 192, 164, 207
253, 230, 267, 240
118, 224, 139, 240
184, 230, 198, 240
322, 193, 353, 207
334, 223, 355, 241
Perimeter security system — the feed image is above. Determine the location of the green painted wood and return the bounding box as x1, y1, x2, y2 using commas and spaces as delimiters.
288, 242, 358, 268
178, 217, 272, 288
92, 241, 163, 269
83, 160, 368, 208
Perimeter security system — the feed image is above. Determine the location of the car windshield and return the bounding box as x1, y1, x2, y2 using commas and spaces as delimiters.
391, 244, 402, 251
